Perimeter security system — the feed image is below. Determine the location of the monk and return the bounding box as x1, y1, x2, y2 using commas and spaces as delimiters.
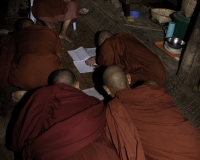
10, 69, 145, 160
85, 30, 166, 86
11, 69, 145, 160
32, 0, 78, 43
0, 18, 63, 102
102, 65, 200, 160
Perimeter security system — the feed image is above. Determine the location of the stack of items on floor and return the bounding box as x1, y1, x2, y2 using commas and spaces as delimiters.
152, 0, 197, 59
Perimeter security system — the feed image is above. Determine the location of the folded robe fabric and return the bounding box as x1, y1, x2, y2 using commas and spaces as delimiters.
106, 99, 146, 160
109, 84, 200, 160
1, 25, 63, 90
98, 33, 166, 86
11, 83, 107, 160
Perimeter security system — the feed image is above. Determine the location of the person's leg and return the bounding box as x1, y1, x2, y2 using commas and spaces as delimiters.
12, 90, 27, 102
59, 19, 72, 43
59, 1, 77, 43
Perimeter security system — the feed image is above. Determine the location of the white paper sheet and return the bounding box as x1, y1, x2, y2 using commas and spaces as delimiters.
73, 61, 94, 73
82, 87, 104, 100
86, 48, 96, 57
68, 47, 97, 73
68, 47, 91, 61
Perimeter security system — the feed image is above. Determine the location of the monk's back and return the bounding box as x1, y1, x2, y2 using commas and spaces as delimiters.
114, 85, 200, 160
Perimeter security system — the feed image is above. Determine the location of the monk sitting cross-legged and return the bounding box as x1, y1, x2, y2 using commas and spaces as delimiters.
102, 65, 200, 160
85, 30, 166, 87
32, 0, 78, 43
0, 18, 63, 102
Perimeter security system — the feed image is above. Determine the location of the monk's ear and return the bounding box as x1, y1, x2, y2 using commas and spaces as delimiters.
126, 74, 131, 85
74, 81, 80, 89
103, 85, 111, 95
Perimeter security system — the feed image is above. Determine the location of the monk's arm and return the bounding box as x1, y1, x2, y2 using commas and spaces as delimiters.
97, 41, 115, 66
85, 41, 115, 66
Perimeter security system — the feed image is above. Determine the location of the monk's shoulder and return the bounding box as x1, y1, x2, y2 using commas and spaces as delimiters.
116, 32, 136, 39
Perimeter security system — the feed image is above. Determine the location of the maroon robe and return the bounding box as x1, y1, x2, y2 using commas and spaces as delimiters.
105, 99, 146, 160
98, 33, 166, 86
108, 85, 200, 160
32, 0, 78, 25
11, 83, 120, 160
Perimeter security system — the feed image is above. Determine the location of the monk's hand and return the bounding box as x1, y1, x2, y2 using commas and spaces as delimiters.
85, 56, 96, 67
63, 0, 71, 2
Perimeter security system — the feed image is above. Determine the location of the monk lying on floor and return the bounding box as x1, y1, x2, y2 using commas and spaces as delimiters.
102, 65, 200, 160
10, 69, 146, 160
85, 30, 166, 87
0, 18, 63, 102
32, 0, 78, 43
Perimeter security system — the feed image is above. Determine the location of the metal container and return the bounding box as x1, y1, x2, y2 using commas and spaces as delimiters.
166, 37, 185, 49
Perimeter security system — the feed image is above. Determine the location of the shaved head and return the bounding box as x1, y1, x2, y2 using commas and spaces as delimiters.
49, 69, 77, 87
98, 30, 113, 45
103, 65, 129, 95
18, 18, 34, 29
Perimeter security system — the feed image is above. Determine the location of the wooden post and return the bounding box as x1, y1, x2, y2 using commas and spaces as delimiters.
177, 9, 200, 89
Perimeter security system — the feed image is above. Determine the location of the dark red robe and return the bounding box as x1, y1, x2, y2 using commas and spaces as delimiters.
11, 83, 120, 160
108, 85, 200, 160
0, 25, 63, 90
32, 0, 78, 24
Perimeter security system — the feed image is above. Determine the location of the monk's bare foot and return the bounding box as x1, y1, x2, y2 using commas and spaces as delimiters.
12, 90, 27, 102
59, 34, 72, 43
44, 22, 56, 30
143, 80, 159, 86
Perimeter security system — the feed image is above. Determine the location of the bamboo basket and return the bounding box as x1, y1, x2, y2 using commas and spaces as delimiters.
181, 0, 197, 18
151, 8, 176, 24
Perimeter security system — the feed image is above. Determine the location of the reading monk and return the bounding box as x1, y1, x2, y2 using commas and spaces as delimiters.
32, 0, 78, 43
11, 69, 125, 160
102, 65, 200, 160
0, 18, 63, 102
86, 31, 166, 86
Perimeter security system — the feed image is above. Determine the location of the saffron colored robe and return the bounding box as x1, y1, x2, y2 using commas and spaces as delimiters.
105, 100, 146, 160
11, 83, 120, 160
0, 25, 63, 90
32, 0, 78, 24
108, 85, 200, 160
98, 33, 166, 86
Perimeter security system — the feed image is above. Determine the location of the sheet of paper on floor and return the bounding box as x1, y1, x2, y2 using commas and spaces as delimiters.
82, 87, 104, 100
74, 61, 94, 73
68, 47, 96, 73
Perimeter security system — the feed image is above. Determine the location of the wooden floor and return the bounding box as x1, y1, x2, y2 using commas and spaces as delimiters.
0, 13, 102, 160
0, 0, 200, 159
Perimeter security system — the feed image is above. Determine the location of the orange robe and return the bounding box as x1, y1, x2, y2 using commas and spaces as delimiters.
11, 83, 120, 160
98, 33, 166, 86
107, 85, 200, 160
0, 25, 63, 90
32, 0, 78, 24
105, 99, 146, 160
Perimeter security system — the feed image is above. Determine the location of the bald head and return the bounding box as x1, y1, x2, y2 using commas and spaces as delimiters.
49, 69, 78, 87
98, 30, 113, 46
18, 18, 34, 29
103, 65, 130, 96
